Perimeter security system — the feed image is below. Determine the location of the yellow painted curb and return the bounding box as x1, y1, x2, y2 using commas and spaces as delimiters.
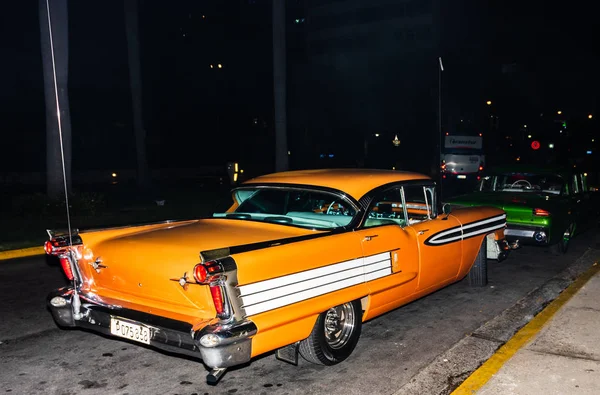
452, 261, 600, 394
0, 246, 44, 261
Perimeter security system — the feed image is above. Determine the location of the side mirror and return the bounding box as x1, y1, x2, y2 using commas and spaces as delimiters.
441, 203, 451, 220
442, 203, 452, 215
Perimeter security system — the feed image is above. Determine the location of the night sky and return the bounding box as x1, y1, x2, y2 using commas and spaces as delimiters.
1, 0, 597, 176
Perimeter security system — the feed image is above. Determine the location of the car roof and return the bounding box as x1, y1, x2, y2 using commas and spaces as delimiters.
243, 169, 431, 201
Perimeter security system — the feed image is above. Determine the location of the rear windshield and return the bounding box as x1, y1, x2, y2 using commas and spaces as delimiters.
478, 173, 565, 195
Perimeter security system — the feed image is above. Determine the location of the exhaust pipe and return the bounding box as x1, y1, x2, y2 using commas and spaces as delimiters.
206, 367, 227, 385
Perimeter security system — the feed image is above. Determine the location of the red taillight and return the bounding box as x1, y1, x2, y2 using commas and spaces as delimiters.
210, 285, 225, 315
59, 255, 74, 280
44, 240, 54, 254
193, 264, 207, 283
479, 165, 484, 171
194, 260, 229, 318
534, 208, 551, 216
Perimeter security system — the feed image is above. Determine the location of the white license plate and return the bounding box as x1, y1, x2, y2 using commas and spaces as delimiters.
457, 175, 467, 179
110, 317, 151, 345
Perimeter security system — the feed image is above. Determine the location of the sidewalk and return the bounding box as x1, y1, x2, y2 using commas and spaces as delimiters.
453, 263, 600, 394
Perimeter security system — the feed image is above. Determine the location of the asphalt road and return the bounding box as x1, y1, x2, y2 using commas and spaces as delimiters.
1, 229, 599, 395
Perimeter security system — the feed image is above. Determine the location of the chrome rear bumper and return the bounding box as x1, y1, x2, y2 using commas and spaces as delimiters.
47, 287, 257, 369
504, 225, 549, 245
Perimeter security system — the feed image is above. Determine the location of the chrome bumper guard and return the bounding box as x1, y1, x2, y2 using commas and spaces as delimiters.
47, 287, 257, 369
504, 225, 549, 245
486, 235, 511, 261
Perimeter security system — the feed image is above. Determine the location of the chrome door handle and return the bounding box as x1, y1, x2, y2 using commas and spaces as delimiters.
364, 235, 378, 241
417, 229, 430, 235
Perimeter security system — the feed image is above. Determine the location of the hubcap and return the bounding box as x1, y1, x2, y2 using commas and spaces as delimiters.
323, 303, 355, 349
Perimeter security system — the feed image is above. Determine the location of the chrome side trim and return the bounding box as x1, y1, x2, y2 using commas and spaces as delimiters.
504, 229, 535, 238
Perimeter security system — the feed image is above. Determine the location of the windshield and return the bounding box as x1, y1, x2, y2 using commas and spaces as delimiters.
213, 187, 357, 230
478, 173, 565, 195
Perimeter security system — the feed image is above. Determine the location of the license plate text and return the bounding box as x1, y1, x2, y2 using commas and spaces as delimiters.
110, 318, 151, 345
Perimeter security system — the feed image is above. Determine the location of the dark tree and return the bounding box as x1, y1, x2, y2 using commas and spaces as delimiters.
273, 0, 288, 171
125, 0, 150, 188
39, 0, 71, 199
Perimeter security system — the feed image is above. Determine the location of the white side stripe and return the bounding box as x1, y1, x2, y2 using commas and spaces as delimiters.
242, 276, 365, 317
462, 223, 506, 239
239, 252, 392, 316
365, 267, 392, 282
429, 222, 505, 244
240, 266, 365, 306
239, 257, 363, 296
462, 214, 506, 229
427, 214, 506, 245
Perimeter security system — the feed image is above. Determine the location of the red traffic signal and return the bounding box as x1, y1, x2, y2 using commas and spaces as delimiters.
531, 140, 540, 150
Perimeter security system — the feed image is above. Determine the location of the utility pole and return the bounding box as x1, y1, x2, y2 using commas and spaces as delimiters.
438, 57, 444, 200
273, 0, 289, 172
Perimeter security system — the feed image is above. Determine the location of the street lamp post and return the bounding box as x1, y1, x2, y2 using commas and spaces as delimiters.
438, 57, 444, 198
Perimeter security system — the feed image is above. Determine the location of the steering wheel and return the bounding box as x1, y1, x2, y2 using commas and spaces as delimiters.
511, 179, 532, 189
326, 200, 337, 215
326, 201, 347, 215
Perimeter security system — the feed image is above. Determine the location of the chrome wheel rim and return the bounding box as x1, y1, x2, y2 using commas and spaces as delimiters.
323, 303, 355, 349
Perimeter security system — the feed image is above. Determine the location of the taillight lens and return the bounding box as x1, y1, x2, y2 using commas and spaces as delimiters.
59, 255, 74, 280
194, 260, 229, 317
479, 165, 484, 171
44, 240, 54, 254
533, 208, 551, 216
193, 261, 223, 284
193, 264, 207, 283
210, 285, 225, 315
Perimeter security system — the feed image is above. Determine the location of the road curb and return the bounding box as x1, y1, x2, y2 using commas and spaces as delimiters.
392, 246, 600, 395
452, 260, 600, 394
0, 246, 44, 261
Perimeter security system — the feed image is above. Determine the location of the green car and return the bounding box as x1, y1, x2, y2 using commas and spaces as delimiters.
446, 165, 597, 254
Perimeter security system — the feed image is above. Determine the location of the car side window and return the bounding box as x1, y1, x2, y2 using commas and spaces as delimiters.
402, 185, 433, 224
364, 187, 407, 228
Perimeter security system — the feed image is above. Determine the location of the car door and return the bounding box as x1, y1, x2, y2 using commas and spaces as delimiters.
401, 184, 463, 292
356, 185, 420, 305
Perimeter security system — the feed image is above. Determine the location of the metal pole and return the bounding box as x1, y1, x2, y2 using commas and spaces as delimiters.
438, 57, 443, 200
44, 0, 72, 245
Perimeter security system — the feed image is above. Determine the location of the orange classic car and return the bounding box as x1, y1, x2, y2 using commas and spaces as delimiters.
45, 169, 508, 383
